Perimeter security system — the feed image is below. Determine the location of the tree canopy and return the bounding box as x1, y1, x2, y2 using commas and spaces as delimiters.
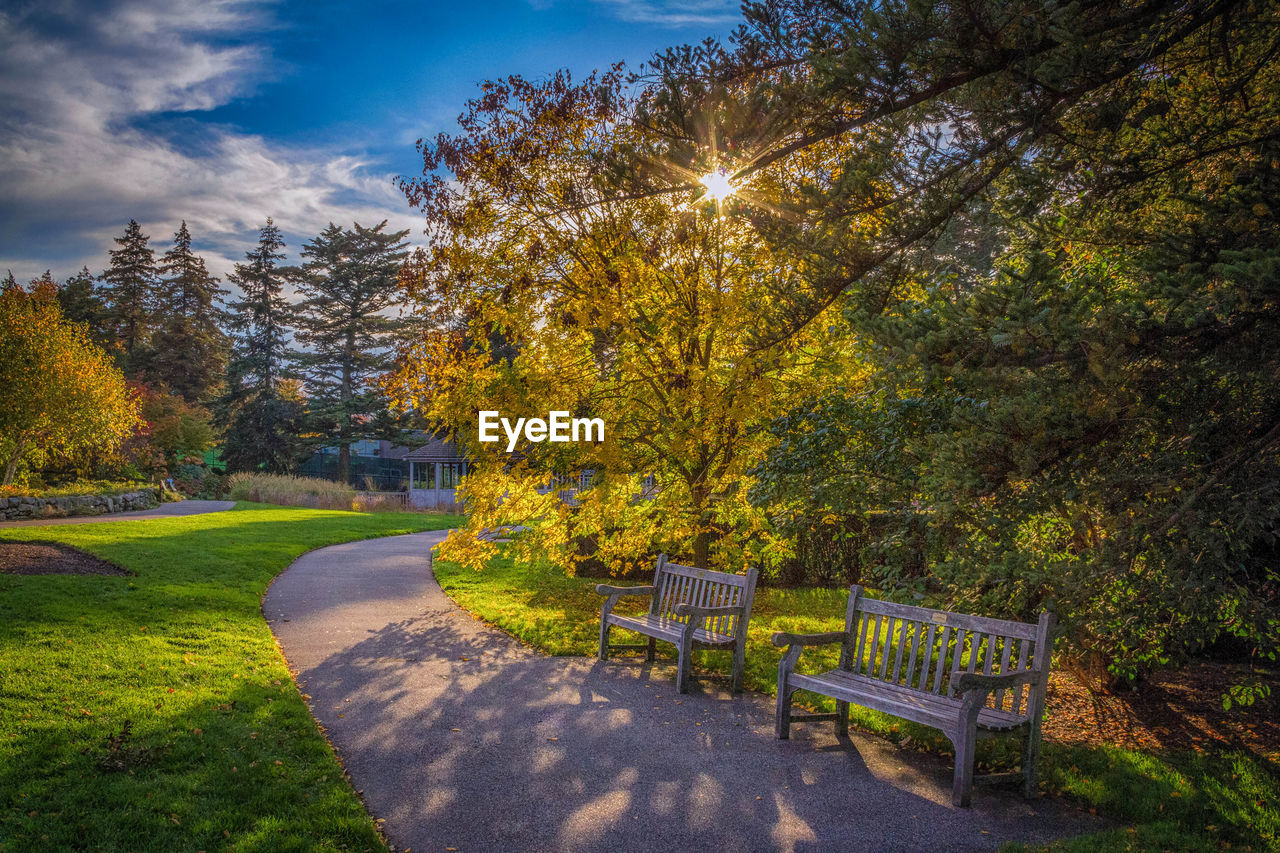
220, 220, 303, 473
99, 219, 159, 374
394, 69, 860, 571
0, 277, 140, 485
293, 220, 410, 484
689, 0, 1280, 686
389, 0, 1280, 690
152, 221, 229, 403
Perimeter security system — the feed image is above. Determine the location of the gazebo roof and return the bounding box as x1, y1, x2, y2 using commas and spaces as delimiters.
404, 434, 463, 462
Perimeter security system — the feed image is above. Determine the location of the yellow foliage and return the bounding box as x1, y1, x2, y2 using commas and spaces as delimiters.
0, 282, 141, 485
391, 72, 873, 570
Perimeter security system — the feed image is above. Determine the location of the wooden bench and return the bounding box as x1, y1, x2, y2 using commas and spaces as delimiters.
772, 585, 1055, 807
595, 555, 758, 694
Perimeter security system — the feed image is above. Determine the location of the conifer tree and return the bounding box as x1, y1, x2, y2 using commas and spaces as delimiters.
57, 266, 108, 346
220, 219, 302, 472
153, 221, 229, 402
293, 220, 409, 484
99, 219, 158, 374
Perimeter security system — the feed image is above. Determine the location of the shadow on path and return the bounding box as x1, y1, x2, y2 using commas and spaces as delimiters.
265, 533, 1104, 852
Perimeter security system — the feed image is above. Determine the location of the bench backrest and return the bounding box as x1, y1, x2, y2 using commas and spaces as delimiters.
649, 554, 758, 638
841, 586, 1054, 717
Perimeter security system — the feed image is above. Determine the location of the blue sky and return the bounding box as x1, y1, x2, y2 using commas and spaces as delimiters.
0, 0, 740, 283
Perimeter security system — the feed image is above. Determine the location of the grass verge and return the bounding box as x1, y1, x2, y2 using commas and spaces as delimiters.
434, 552, 1279, 852
0, 502, 462, 852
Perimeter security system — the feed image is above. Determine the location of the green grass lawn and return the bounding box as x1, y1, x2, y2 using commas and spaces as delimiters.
0, 503, 462, 852
434, 552, 1280, 853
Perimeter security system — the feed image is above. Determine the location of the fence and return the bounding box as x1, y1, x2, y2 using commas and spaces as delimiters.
297, 454, 410, 492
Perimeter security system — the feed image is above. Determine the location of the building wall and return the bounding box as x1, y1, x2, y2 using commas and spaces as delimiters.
407, 459, 466, 511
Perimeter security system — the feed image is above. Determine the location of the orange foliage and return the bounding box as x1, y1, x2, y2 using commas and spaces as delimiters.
0, 279, 141, 485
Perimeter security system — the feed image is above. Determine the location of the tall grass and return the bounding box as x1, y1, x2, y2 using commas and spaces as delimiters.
228, 472, 413, 512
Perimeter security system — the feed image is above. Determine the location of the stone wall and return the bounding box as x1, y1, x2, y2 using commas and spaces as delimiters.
1, 488, 162, 521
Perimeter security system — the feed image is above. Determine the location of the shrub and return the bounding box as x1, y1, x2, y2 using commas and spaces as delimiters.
352, 492, 410, 512
228, 473, 358, 510
196, 470, 228, 500
0, 479, 149, 499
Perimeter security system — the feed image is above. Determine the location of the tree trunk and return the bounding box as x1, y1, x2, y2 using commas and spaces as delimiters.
1, 434, 28, 486
689, 480, 711, 568
338, 443, 351, 487
692, 529, 711, 569
338, 334, 354, 488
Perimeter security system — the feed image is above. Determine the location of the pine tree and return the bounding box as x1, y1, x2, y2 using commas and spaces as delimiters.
293, 220, 410, 484
99, 219, 159, 375
220, 219, 302, 473
152, 222, 229, 402
58, 267, 109, 346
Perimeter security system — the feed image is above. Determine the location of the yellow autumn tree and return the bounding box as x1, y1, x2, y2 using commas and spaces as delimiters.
0, 278, 141, 485
392, 70, 863, 573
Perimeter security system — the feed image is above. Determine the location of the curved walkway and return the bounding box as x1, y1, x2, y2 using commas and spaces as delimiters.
0, 499, 235, 528
264, 532, 1104, 853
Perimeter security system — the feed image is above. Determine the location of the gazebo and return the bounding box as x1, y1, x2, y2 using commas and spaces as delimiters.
405, 434, 467, 510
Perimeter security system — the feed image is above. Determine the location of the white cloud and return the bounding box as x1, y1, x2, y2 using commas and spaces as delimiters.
0, 0, 425, 286
592, 0, 740, 27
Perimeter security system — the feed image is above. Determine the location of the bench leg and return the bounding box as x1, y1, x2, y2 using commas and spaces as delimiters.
1023, 703, 1044, 799
835, 700, 849, 736
951, 700, 984, 807
645, 636, 656, 663
775, 685, 795, 739
676, 629, 695, 693
775, 645, 802, 739
951, 730, 975, 808
731, 639, 746, 693
598, 618, 611, 661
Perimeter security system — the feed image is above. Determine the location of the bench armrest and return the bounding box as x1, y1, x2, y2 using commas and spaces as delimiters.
594, 584, 655, 597
957, 666, 1044, 701
770, 631, 847, 648
674, 604, 745, 619
952, 670, 1040, 694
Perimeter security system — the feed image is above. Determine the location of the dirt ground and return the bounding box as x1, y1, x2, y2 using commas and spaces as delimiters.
0, 541, 130, 576
1044, 663, 1279, 757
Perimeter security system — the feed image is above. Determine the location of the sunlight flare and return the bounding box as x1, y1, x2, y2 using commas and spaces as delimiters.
699, 167, 736, 201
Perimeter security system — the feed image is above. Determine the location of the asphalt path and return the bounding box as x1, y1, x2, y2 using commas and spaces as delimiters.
264, 531, 1104, 853
0, 499, 236, 527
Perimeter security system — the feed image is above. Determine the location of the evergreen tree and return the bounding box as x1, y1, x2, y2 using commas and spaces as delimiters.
153, 221, 229, 402
220, 219, 302, 473
99, 219, 159, 374
697, 0, 1280, 688
58, 266, 109, 346
293, 220, 410, 484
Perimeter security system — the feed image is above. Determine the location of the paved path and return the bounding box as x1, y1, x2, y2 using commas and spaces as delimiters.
0, 499, 235, 528
264, 532, 1103, 853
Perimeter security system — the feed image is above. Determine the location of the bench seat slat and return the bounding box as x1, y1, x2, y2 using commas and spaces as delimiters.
789, 669, 1029, 732
606, 612, 736, 646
